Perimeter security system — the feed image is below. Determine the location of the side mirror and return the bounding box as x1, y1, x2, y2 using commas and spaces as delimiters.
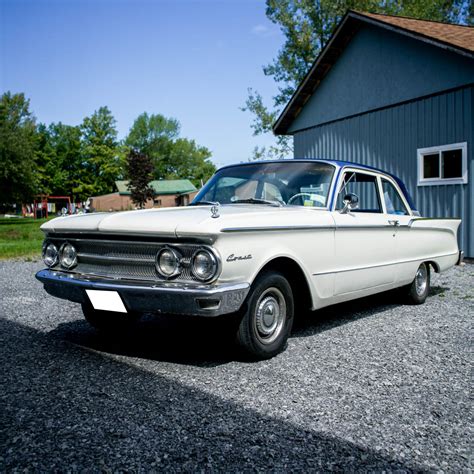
340, 193, 359, 214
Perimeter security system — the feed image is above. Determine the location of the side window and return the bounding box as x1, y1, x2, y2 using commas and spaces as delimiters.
336, 172, 382, 213
382, 179, 409, 215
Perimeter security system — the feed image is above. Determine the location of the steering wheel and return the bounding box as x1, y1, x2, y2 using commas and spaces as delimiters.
287, 193, 314, 205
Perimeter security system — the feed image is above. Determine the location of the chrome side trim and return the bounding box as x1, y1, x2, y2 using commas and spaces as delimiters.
336, 225, 397, 230
312, 251, 458, 276
221, 225, 335, 233
221, 224, 415, 233
408, 217, 461, 223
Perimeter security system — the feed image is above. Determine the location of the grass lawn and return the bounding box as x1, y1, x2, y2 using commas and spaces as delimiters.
0, 217, 49, 260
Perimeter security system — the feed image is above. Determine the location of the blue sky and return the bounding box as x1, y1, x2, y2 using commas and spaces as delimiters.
1, 0, 286, 168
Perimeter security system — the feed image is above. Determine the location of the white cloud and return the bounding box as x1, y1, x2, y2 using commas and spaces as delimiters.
251, 24, 275, 37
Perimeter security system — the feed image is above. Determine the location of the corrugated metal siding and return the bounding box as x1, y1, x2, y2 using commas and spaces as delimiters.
293, 86, 473, 257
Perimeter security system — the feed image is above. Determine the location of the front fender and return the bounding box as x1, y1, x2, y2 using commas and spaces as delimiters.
214, 228, 336, 309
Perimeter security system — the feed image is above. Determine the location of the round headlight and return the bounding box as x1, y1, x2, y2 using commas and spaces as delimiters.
156, 247, 181, 278
42, 242, 59, 267
59, 243, 77, 269
191, 249, 218, 282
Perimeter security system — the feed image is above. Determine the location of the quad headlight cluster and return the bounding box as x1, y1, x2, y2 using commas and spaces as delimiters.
155, 246, 219, 282
42, 241, 77, 269
41, 239, 219, 283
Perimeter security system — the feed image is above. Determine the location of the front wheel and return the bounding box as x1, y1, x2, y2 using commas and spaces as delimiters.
235, 271, 294, 359
405, 262, 430, 304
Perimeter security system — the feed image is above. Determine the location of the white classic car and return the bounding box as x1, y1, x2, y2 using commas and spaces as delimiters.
36, 160, 462, 359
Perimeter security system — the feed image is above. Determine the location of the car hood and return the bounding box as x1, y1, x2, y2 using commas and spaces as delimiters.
41, 205, 335, 239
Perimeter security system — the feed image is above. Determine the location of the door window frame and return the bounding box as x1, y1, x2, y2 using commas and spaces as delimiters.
333, 168, 383, 214
378, 176, 413, 216
332, 168, 414, 216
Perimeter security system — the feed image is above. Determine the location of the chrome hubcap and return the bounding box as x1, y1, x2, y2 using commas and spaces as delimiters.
254, 287, 286, 344
415, 265, 427, 296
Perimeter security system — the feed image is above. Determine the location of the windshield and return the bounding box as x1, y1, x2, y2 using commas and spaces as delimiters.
192, 161, 336, 207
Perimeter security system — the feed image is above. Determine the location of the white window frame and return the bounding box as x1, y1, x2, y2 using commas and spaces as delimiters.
417, 142, 468, 186
334, 168, 383, 213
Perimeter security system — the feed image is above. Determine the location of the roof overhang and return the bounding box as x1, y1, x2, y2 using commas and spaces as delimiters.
273, 10, 474, 136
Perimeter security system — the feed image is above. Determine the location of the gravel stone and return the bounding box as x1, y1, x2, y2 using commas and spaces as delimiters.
0, 260, 472, 471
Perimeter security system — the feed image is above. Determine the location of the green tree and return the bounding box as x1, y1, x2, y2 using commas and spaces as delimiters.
36, 122, 82, 197
79, 106, 123, 200
125, 112, 216, 186
0, 92, 39, 206
125, 113, 180, 178
243, 0, 470, 158
126, 149, 154, 209
165, 138, 216, 187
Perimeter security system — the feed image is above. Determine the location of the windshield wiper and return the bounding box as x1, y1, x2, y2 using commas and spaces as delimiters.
189, 201, 219, 206
230, 198, 282, 207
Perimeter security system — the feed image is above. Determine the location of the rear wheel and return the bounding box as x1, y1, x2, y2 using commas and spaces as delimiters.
235, 271, 294, 359
81, 302, 140, 333
405, 262, 430, 304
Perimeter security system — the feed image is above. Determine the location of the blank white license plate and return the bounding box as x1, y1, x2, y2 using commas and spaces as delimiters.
86, 290, 127, 313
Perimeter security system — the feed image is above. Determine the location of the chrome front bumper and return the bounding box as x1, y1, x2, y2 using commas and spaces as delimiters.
35, 269, 250, 317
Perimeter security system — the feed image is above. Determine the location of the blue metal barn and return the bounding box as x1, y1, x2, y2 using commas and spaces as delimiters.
274, 11, 474, 257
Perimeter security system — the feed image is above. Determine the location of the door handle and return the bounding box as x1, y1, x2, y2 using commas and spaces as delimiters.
388, 219, 400, 226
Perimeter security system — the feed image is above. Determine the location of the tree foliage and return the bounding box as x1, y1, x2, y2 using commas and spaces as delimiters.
126, 149, 154, 209
243, 0, 471, 159
36, 122, 82, 197
0, 92, 39, 205
125, 113, 180, 179
166, 138, 215, 187
0, 92, 215, 208
78, 106, 124, 200
125, 113, 215, 187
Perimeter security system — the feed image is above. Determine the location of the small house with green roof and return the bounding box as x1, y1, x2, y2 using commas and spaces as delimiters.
90, 179, 198, 211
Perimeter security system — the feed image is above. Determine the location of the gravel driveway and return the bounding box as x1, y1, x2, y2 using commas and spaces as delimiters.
0, 260, 472, 471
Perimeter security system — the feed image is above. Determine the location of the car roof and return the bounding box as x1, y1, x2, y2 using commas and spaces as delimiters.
220, 158, 387, 175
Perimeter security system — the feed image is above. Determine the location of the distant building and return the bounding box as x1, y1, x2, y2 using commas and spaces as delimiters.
90, 179, 198, 211
274, 11, 474, 257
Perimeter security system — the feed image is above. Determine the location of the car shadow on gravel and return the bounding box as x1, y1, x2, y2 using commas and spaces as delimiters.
2, 317, 427, 472
50, 313, 239, 367
49, 285, 451, 367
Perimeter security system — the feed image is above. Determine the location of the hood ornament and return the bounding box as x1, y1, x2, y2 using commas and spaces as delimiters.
210, 202, 220, 219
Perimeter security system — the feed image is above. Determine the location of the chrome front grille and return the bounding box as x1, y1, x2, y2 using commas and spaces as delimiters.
48, 237, 204, 282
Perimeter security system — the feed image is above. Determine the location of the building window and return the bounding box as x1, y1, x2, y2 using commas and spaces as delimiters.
417, 142, 468, 186
153, 199, 162, 206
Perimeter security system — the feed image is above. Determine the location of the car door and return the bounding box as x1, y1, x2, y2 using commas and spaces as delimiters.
331, 169, 397, 295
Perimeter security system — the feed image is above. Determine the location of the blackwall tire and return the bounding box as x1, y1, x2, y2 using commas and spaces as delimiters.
235, 271, 294, 360
406, 262, 430, 305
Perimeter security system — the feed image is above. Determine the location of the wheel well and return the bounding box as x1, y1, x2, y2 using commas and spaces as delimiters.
426, 261, 440, 273
256, 257, 312, 313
